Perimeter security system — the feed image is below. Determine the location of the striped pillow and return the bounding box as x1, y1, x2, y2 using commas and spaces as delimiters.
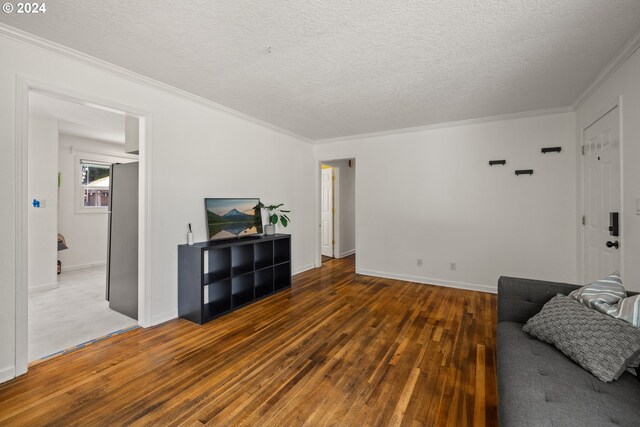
612, 294, 640, 328
610, 294, 640, 374
569, 272, 626, 314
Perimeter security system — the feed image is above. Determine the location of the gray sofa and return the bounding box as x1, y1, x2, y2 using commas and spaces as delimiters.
497, 276, 640, 427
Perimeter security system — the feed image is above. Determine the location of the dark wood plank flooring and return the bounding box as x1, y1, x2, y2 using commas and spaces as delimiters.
0, 256, 498, 426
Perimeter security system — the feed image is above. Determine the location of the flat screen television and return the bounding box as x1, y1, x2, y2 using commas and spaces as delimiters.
204, 198, 263, 241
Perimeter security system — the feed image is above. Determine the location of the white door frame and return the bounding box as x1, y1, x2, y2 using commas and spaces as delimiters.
14, 76, 153, 377
332, 167, 341, 258
320, 165, 338, 258
314, 157, 357, 271
578, 96, 624, 283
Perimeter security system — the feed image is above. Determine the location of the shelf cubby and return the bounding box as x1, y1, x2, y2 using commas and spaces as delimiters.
232, 244, 254, 276
274, 238, 290, 265
232, 274, 254, 308
254, 241, 274, 270
274, 262, 291, 291
178, 234, 291, 325
203, 279, 231, 320
204, 247, 231, 284
255, 267, 274, 298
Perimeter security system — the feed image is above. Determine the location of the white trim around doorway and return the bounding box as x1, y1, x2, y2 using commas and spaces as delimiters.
576, 96, 624, 284
314, 156, 358, 272
13, 76, 153, 378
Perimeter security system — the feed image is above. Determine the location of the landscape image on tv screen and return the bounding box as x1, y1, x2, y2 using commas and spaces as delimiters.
205, 198, 263, 241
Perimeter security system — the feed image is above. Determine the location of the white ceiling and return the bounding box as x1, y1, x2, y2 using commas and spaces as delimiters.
29, 92, 126, 144
4, 1, 640, 140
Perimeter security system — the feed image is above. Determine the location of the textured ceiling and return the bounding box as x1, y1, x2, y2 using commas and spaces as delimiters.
3, 1, 640, 140
30, 92, 125, 144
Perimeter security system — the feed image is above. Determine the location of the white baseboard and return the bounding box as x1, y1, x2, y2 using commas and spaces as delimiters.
293, 263, 315, 275
150, 311, 177, 327
337, 249, 356, 258
358, 269, 496, 294
62, 261, 107, 272
28, 281, 59, 293
0, 365, 16, 384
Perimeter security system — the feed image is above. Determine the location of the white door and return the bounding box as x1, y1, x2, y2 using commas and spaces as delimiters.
583, 106, 621, 283
321, 167, 333, 257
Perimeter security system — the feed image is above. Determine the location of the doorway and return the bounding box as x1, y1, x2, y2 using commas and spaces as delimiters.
14, 79, 151, 378
581, 105, 622, 283
27, 91, 139, 362
321, 164, 335, 261
317, 159, 356, 267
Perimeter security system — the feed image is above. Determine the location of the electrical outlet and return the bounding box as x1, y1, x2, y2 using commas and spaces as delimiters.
449, 262, 456, 271
416, 259, 423, 267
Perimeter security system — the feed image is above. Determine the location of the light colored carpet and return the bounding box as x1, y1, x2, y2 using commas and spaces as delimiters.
28, 266, 137, 361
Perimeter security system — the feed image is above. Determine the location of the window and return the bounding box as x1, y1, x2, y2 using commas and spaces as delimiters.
80, 161, 110, 209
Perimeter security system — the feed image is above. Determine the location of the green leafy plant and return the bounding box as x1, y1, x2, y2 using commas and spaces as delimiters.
258, 202, 291, 227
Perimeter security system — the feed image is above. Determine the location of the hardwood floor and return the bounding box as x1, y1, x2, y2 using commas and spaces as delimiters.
0, 256, 498, 426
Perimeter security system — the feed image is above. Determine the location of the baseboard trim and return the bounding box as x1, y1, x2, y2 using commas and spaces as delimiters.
0, 365, 16, 384
61, 261, 107, 272
358, 269, 496, 294
28, 281, 58, 293
293, 264, 315, 276
150, 311, 177, 327
337, 249, 356, 258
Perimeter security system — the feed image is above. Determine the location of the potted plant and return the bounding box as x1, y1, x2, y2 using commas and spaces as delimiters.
258, 202, 291, 235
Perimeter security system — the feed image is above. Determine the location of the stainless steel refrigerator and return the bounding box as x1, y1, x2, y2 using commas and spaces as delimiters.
106, 162, 138, 320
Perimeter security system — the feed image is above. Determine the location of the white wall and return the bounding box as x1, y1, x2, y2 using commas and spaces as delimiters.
576, 47, 640, 292
27, 114, 58, 291
315, 113, 577, 292
324, 160, 356, 257
0, 32, 315, 382
57, 134, 134, 271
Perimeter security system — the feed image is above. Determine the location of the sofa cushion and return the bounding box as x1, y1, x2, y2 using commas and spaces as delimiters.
522, 294, 640, 382
498, 321, 640, 427
497, 276, 580, 324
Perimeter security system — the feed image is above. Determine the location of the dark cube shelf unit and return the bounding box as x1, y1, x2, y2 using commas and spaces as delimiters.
178, 234, 291, 325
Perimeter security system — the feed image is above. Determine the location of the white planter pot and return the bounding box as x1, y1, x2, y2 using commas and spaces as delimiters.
264, 224, 276, 235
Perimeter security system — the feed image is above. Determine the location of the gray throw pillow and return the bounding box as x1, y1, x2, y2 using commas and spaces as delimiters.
523, 294, 640, 382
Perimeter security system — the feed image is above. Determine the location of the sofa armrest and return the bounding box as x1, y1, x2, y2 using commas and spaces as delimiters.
498, 276, 580, 324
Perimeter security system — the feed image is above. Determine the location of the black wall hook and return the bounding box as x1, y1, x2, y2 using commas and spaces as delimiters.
489, 160, 506, 166
515, 169, 534, 176
541, 147, 562, 154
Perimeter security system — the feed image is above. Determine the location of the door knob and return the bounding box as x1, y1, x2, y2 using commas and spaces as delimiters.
606, 241, 619, 249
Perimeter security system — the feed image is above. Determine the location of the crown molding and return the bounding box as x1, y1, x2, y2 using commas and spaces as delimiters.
0, 23, 312, 144
6, 19, 637, 144
315, 106, 574, 144
572, 27, 640, 111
